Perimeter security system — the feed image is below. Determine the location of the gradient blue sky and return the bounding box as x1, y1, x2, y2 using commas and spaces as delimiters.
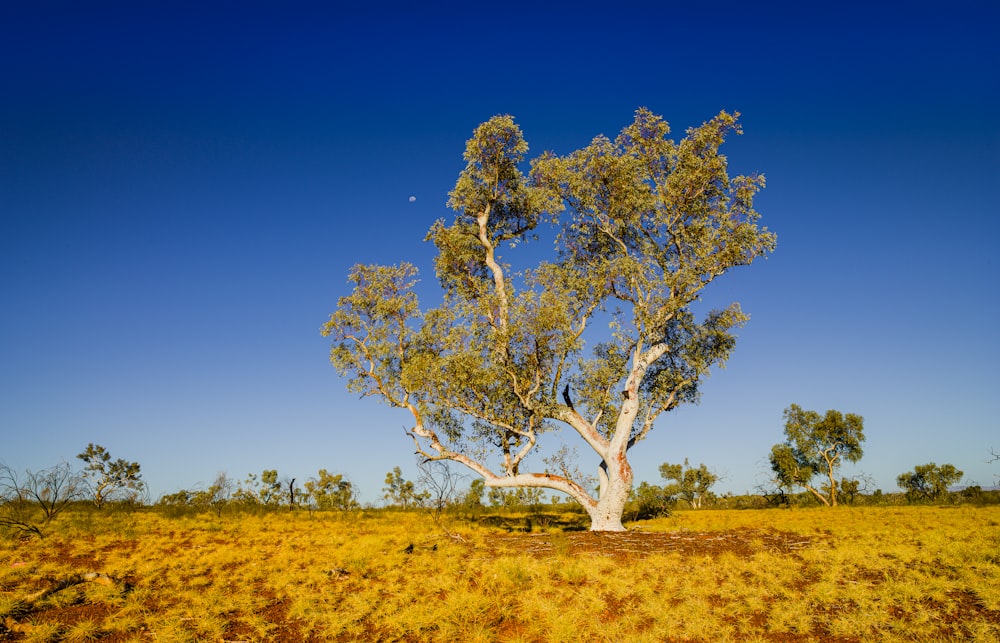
2, 1, 998, 503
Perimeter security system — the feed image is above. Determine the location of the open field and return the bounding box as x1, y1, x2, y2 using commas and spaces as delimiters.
2, 506, 998, 642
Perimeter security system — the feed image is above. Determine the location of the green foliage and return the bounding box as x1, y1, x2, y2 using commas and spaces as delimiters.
382, 467, 429, 509
235, 469, 285, 506
897, 463, 963, 502
625, 481, 672, 520
462, 479, 486, 509
838, 477, 861, 504
324, 109, 775, 529
659, 458, 718, 508
157, 473, 233, 517
77, 443, 145, 508
487, 486, 544, 509
304, 470, 359, 510
768, 404, 865, 506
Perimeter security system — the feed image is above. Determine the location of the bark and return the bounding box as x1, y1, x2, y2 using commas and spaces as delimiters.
802, 483, 831, 507
587, 401, 636, 531
588, 469, 630, 531
824, 452, 839, 507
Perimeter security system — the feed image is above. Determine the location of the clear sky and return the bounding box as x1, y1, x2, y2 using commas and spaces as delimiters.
2, 1, 998, 503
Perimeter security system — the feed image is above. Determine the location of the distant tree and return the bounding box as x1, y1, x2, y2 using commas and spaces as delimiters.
76, 443, 145, 508
156, 474, 232, 516
897, 463, 963, 501
659, 458, 718, 508
236, 469, 284, 506
461, 479, 486, 509
323, 109, 775, 531
0, 462, 84, 537
961, 485, 982, 502
259, 470, 282, 504
487, 486, 544, 509
756, 480, 790, 507
382, 466, 428, 509
158, 489, 193, 506
189, 473, 233, 516
281, 475, 301, 510
626, 481, 672, 520
768, 404, 865, 507
837, 478, 861, 505
416, 460, 466, 512
304, 470, 359, 510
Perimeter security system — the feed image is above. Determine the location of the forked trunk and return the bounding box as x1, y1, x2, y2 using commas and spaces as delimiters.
586, 457, 632, 532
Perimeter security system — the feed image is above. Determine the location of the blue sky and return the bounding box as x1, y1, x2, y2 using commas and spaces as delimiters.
2, 1, 998, 503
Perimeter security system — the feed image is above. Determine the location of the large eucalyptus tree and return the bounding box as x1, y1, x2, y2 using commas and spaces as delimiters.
324, 109, 775, 530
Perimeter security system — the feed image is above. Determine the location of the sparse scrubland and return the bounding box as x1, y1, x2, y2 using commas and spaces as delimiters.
2, 504, 998, 642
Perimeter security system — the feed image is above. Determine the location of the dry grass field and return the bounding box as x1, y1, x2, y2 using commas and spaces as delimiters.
1, 505, 998, 642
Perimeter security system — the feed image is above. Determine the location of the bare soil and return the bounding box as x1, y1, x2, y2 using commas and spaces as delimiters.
491, 526, 817, 559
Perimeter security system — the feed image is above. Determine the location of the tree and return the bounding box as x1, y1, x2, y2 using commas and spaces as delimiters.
304, 470, 359, 510
193, 473, 233, 517
1, 462, 84, 537
76, 443, 145, 508
897, 463, 963, 501
282, 475, 300, 510
838, 478, 861, 505
235, 469, 284, 506
626, 481, 672, 520
324, 109, 775, 531
659, 458, 719, 508
382, 466, 428, 509
157, 473, 233, 516
461, 478, 486, 510
416, 460, 466, 512
768, 404, 864, 507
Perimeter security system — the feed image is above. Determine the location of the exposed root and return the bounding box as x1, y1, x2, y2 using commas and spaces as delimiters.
23, 571, 120, 603
2, 571, 126, 634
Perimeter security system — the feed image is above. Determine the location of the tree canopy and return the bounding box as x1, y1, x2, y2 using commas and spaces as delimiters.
897, 463, 963, 501
76, 443, 144, 508
769, 404, 865, 506
660, 459, 719, 509
324, 108, 775, 530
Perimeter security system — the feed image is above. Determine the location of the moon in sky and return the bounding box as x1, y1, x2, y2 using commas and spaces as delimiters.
408, 196, 416, 202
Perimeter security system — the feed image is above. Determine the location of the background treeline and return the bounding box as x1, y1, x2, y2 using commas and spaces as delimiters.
2, 442, 998, 539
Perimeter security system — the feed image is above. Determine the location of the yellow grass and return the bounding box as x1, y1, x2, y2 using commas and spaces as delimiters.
1, 506, 998, 641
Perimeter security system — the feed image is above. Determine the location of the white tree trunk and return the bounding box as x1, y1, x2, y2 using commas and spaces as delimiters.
588, 484, 629, 531
586, 452, 632, 531
582, 368, 643, 532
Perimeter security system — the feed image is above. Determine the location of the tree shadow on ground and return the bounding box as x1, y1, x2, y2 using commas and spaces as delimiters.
475, 512, 589, 532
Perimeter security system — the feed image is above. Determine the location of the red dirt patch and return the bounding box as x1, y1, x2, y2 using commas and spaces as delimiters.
491, 527, 816, 559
